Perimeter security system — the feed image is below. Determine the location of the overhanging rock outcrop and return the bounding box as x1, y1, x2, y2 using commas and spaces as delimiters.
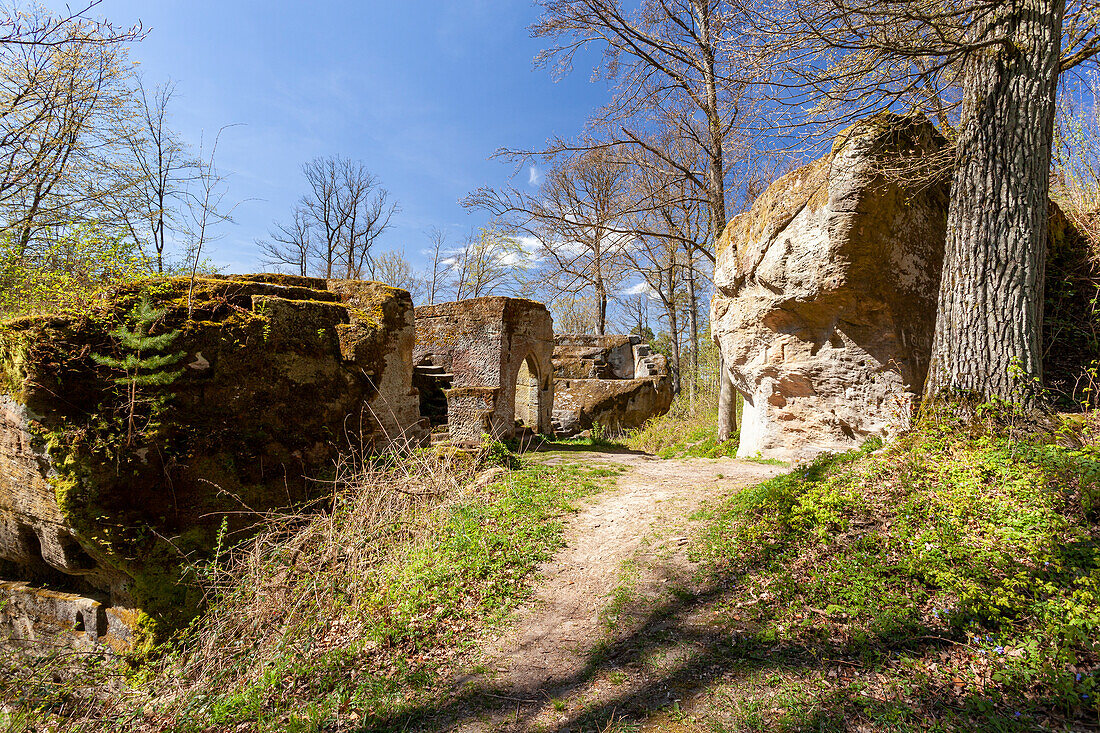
551, 335, 672, 437
711, 114, 949, 462
413, 297, 554, 445
0, 274, 425, 650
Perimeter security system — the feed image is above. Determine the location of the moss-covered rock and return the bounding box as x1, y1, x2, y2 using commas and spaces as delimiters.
0, 275, 425, 648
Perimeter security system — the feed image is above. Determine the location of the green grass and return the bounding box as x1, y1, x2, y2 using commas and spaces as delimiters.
626, 409, 738, 458
689, 417, 1100, 731
600, 559, 642, 632
171, 462, 609, 732
624, 391, 745, 459
0, 454, 614, 733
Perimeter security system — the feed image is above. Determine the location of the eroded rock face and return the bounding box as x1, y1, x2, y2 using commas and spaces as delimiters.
0, 274, 425, 648
711, 114, 949, 461
413, 297, 554, 444
551, 335, 672, 436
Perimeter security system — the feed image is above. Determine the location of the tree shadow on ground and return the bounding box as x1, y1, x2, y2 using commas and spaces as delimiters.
357, 566, 1062, 733
526, 441, 650, 456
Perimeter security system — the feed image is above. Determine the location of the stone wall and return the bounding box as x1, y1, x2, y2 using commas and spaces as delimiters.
0, 274, 425, 649
553, 335, 638, 379
413, 297, 554, 444
551, 335, 672, 436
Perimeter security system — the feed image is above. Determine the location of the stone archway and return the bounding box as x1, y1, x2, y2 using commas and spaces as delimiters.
514, 354, 541, 429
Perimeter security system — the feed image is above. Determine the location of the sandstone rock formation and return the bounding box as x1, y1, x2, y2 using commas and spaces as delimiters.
413, 297, 554, 444
0, 274, 424, 649
551, 335, 672, 437
711, 114, 949, 461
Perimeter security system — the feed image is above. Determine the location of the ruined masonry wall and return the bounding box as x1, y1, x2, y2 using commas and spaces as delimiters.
551, 335, 673, 436
0, 274, 426, 650
414, 297, 554, 442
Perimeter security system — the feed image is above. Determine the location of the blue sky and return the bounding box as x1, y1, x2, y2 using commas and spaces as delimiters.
50, 0, 610, 273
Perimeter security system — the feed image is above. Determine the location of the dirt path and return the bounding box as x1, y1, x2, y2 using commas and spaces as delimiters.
447, 449, 784, 732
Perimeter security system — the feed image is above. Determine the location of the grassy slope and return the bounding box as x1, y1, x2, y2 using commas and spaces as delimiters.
686, 418, 1100, 731
1, 454, 613, 733
622, 392, 766, 461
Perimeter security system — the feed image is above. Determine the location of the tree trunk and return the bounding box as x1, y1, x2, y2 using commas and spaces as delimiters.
717, 351, 737, 442
926, 0, 1064, 402
596, 280, 607, 335
665, 263, 681, 396
686, 251, 700, 412
695, 1, 726, 255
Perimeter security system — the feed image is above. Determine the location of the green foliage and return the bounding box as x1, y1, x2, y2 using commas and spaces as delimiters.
479, 437, 521, 469
694, 421, 1100, 728
625, 389, 744, 459
1, 454, 615, 731
161, 460, 608, 732
0, 224, 149, 318
91, 293, 184, 447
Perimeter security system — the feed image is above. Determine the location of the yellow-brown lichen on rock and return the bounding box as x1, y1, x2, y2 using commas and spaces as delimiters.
0, 274, 425, 650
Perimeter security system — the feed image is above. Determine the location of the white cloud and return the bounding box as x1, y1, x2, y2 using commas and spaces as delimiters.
624, 281, 658, 298
527, 165, 544, 187
499, 250, 524, 267
513, 234, 543, 254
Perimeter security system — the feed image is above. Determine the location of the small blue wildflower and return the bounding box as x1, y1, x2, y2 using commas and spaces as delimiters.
1083, 693, 1090, 700
1015, 712, 1021, 719
986, 635, 993, 642
994, 646, 1004, 655
1078, 673, 1083, 682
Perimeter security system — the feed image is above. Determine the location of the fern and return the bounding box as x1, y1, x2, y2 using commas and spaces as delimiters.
92, 295, 185, 448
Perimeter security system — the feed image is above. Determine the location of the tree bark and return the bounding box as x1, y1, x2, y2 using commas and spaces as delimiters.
665, 261, 681, 396
717, 352, 737, 442
596, 281, 608, 335
926, 0, 1065, 402
686, 250, 700, 411
694, 0, 726, 254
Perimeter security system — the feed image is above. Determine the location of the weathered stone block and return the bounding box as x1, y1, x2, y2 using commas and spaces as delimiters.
551, 335, 672, 436
711, 113, 1100, 461
0, 274, 425, 648
414, 297, 554, 443
710, 114, 948, 462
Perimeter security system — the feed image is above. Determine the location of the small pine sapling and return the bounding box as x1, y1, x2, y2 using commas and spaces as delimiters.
92, 294, 185, 448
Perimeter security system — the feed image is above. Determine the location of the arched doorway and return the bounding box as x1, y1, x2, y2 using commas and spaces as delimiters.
514, 355, 540, 430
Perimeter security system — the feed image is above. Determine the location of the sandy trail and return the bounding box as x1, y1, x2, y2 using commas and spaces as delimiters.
448, 449, 783, 732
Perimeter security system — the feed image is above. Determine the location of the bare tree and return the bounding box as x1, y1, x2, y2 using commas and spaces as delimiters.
0, 12, 138, 255
454, 226, 525, 300
343, 168, 398, 280
0, 2, 142, 49
550, 292, 603, 334
526, 0, 762, 258
466, 148, 634, 334
185, 127, 237, 313
422, 225, 453, 305
257, 207, 313, 276
624, 231, 684, 394
114, 80, 199, 273
0, 2, 146, 254
370, 249, 425, 301
293, 155, 398, 279
619, 293, 654, 339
